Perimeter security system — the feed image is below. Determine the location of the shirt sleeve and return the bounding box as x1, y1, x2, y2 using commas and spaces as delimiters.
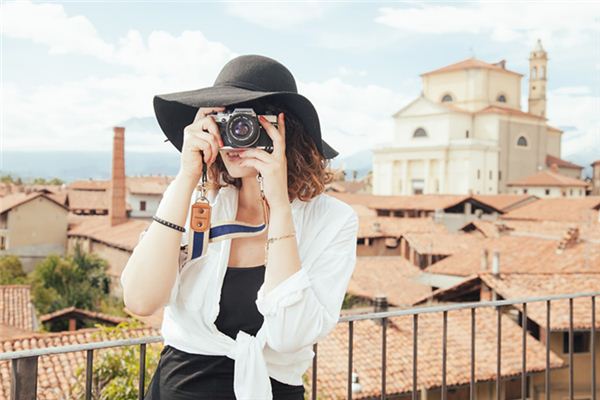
254, 208, 359, 354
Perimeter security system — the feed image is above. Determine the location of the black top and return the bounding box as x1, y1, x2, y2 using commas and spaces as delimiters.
144, 265, 305, 400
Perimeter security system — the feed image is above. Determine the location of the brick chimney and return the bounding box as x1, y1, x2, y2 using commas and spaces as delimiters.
556, 226, 580, 253
110, 126, 127, 226
373, 295, 388, 326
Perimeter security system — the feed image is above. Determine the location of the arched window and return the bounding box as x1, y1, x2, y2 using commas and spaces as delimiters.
532, 66, 537, 79
497, 94, 507, 103
413, 127, 427, 138
441, 94, 453, 102
517, 136, 528, 147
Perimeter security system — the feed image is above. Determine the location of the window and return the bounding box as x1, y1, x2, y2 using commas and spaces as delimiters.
497, 94, 507, 103
413, 127, 427, 138
563, 331, 591, 354
532, 66, 537, 79
498, 170, 502, 181
545, 189, 550, 195
140, 200, 146, 211
489, 170, 493, 180
517, 136, 528, 147
477, 169, 481, 179
523, 189, 528, 194
466, 130, 469, 138
441, 94, 453, 102
412, 179, 425, 195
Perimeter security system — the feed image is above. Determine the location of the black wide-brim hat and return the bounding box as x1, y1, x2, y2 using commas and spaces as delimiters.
153, 54, 338, 159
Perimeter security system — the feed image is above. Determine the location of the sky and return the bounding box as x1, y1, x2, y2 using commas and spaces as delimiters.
1, 0, 599, 166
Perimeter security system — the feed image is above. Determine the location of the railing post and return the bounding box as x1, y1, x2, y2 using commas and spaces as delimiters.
348, 320, 354, 400
11, 356, 38, 400
496, 305, 502, 400
522, 302, 527, 400
412, 314, 418, 400
312, 343, 318, 400
138, 343, 146, 400
381, 316, 387, 400
85, 349, 93, 400
592, 296, 596, 400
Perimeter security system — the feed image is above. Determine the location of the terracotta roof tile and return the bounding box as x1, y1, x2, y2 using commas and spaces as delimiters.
403, 232, 483, 256
67, 189, 132, 212
425, 235, 600, 277
420, 57, 523, 77
348, 257, 431, 307
330, 192, 468, 212
546, 154, 583, 170
39, 307, 128, 326
68, 216, 150, 253
359, 216, 447, 238
501, 197, 600, 222
507, 169, 588, 188
475, 105, 546, 120
480, 273, 600, 330
0, 286, 34, 332
0, 192, 68, 214
306, 307, 563, 398
0, 326, 160, 400
471, 194, 537, 212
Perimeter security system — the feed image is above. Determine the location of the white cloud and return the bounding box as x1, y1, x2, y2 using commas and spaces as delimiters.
375, 2, 600, 47
546, 87, 600, 160
223, 1, 335, 29
0, 0, 113, 58
337, 66, 367, 77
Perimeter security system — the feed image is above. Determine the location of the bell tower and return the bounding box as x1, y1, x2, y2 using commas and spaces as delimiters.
528, 38, 548, 117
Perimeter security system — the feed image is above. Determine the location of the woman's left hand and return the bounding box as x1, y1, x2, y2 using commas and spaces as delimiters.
238, 112, 290, 209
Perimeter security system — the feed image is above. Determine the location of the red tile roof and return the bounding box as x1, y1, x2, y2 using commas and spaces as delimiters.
475, 104, 546, 120
507, 169, 588, 188
0, 192, 68, 214
0, 286, 34, 332
501, 197, 600, 222
403, 231, 483, 256
0, 326, 160, 400
306, 307, 563, 398
68, 216, 150, 253
348, 257, 431, 307
359, 216, 447, 239
425, 235, 600, 277
39, 307, 128, 326
330, 192, 469, 212
67, 189, 132, 212
420, 57, 523, 77
480, 273, 600, 330
471, 194, 537, 212
546, 154, 583, 170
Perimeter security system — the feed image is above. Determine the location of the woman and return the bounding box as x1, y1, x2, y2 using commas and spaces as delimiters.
121, 55, 359, 400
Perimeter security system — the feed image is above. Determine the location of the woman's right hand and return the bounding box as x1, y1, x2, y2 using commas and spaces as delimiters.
178, 106, 226, 183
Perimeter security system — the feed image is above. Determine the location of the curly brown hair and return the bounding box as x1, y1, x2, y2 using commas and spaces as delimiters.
206, 97, 335, 202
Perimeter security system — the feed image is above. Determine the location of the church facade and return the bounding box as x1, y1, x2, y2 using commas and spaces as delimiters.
373, 39, 568, 195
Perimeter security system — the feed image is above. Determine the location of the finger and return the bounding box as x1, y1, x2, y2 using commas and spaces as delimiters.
239, 157, 267, 173
238, 148, 272, 164
187, 130, 214, 164
278, 112, 285, 141
200, 117, 224, 163
258, 114, 284, 157
193, 106, 226, 123
195, 130, 219, 165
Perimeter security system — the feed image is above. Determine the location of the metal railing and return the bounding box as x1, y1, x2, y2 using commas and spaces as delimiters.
1, 291, 598, 400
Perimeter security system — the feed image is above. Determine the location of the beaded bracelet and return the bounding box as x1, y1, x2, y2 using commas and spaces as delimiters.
264, 232, 296, 265
152, 215, 186, 232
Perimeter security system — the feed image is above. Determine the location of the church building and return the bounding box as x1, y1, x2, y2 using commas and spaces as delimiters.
373, 39, 576, 195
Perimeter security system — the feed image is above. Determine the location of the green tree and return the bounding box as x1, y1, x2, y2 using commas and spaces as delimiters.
30, 242, 110, 315
0, 255, 27, 284
71, 321, 161, 400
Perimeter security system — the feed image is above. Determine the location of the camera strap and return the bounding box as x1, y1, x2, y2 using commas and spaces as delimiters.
187, 160, 270, 262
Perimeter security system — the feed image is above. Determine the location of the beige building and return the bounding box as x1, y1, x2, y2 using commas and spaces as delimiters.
507, 164, 589, 198
0, 190, 69, 272
373, 39, 581, 196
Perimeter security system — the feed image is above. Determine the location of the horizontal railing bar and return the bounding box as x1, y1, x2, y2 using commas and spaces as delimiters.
338, 291, 600, 322
2, 291, 599, 362
0, 335, 163, 361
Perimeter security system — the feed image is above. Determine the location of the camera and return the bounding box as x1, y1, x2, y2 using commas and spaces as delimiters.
213, 108, 276, 152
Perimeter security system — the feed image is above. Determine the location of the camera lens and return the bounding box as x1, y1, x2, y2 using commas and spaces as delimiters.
227, 114, 259, 146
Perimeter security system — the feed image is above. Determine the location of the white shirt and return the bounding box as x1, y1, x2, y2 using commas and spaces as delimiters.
124, 180, 359, 400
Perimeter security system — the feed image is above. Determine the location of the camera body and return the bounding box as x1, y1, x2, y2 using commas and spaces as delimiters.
214, 108, 276, 152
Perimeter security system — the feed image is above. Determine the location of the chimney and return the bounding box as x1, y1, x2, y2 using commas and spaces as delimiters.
492, 251, 500, 276
556, 226, 580, 253
481, 248, 489, 271
550, 163, 559, 173
110, 126, 127, 226
373, 295, 388, 326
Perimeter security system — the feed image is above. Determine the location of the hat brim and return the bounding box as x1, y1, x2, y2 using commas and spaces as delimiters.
153, 85, 339, 159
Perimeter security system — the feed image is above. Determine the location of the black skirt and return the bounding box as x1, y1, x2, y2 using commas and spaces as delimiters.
144, 265, 305, 400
